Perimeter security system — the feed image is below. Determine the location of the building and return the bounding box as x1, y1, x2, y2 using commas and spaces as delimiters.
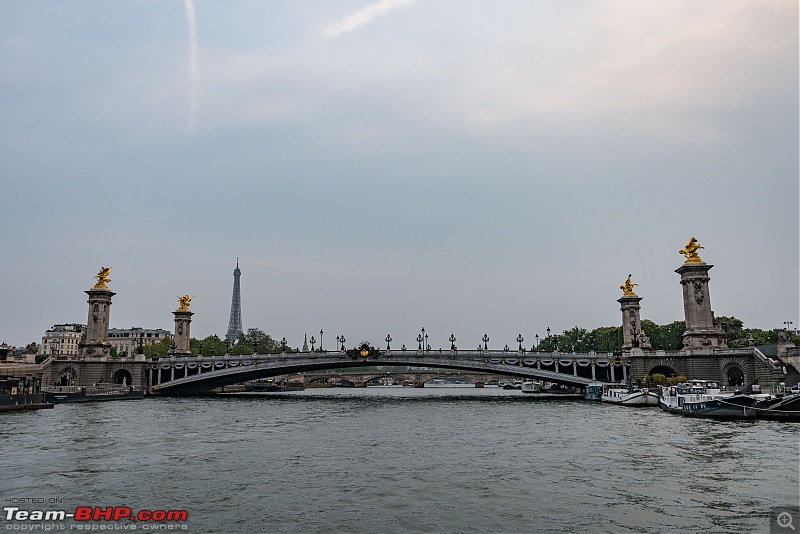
40, 324, 85, 357
108, 327, 172, 357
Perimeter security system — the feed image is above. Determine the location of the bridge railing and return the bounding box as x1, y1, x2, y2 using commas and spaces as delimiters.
151, 350, 623, 364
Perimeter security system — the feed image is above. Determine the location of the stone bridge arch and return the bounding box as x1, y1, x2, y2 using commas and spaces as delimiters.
147, 351, 620, 396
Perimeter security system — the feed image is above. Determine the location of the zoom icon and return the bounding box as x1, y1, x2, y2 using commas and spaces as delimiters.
772, 506, 800, 533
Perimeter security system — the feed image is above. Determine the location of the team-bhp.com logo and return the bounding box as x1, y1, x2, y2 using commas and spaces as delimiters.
4, 506, 188, 522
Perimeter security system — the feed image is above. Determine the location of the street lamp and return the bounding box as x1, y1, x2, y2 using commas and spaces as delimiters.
320, 330, 324, 351
386, 334, 392, 350
424, 333, 429, 352
449, 334, 456, 351
310, 336, 316, 351
336, 335, 340, 351
516, 334, 524, 352
482, 334, 489, 351
213, 334, 219, 356
199, 341, 203, 356
417, 333, 423, 351
281, 337, 287, 353
535, 333, 539, 351
547, 327, 551, 351
339, 335, 346, 351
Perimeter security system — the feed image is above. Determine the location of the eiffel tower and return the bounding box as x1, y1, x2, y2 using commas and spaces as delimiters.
225, 259, 243, 344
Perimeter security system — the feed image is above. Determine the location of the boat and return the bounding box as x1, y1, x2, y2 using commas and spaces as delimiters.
659, 381, 800, 421
521, 380, 542, 393
1, 359, 54, 411
43, 384, 143, 403
542, 383, 579, 394
659, 380, 732, 414
601, 385, 658, 406
244, 379, 305, 392
502, 379, 522, 390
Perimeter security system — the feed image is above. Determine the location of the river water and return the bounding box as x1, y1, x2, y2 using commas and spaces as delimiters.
2, 387, 799, 533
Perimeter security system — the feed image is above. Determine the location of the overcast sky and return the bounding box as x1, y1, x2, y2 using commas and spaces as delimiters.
1, 0, 797, 350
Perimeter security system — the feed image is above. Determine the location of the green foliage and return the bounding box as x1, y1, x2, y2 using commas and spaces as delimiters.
197, 335, 226, 356
109, 346, 118, 358
667, 375, 687, 385
237, 328, 282, 353
144, 336, 172, 358
230, 343, 254, 355
587, 326, 622, 353
717, 316, 744, 344
645, 373, 668, 387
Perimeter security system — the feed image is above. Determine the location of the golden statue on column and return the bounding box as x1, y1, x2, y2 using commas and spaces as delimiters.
178, 295, 196, 310
679, 237, 704, 263
93, 267, 112, 289
620, 274, 638, 296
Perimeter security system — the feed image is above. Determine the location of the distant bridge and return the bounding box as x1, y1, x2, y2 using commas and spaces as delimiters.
147, 349, 629, 395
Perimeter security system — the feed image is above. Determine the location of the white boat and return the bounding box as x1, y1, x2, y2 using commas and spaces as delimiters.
601, 385, 659, 406
521, 380, 542, 393
658, 380, 735, 413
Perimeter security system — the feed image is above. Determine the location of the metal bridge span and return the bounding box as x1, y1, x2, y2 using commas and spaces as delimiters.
147, 350, 630, 395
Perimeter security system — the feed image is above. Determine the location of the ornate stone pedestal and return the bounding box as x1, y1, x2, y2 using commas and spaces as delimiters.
171, 308, 194, 356
77, 287, 115, 359
618, 295, 651, 350
676, 262, 727, 353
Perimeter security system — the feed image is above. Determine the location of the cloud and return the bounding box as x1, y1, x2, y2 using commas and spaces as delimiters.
323, 0, 419, 38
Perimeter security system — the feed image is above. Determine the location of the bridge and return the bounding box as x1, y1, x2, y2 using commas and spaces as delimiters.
146, 346, 629, 395
303, 369, 502, 387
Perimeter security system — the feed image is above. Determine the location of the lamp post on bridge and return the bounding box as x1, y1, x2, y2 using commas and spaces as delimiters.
310, 336, 316, 351
449, 334, 456, 351
482, 334, 489, 351
546, 327, 551, 352
535, 333, 539, 352
516, 334, 524, 352
339, 335, 346, 351
417, 333, 423, 351
319, 330, 324, 351
281, 337, 286, 353
386, 334, 392, 350
213, 334, 219, 356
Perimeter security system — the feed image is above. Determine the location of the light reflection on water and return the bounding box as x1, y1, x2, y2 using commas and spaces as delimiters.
2, 387, 798, 533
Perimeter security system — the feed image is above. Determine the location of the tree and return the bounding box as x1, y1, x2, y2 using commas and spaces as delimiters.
588, 326, 622, 353
717, 316, 744, 345
237, 328, 282, 353
557, 327, 589, 352
199, 335, 226, 356
144, 336, 173, 358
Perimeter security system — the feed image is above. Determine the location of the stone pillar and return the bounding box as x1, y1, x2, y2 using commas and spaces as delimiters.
172, 308, 194, 356
675, 262, 727, 353
618, 295, 645, 351
78, 288, 115, 359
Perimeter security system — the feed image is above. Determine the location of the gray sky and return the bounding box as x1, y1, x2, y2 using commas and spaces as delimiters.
1, 0, 797, 350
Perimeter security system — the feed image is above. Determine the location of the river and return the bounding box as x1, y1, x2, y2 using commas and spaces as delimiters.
2, 387, 799, 533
